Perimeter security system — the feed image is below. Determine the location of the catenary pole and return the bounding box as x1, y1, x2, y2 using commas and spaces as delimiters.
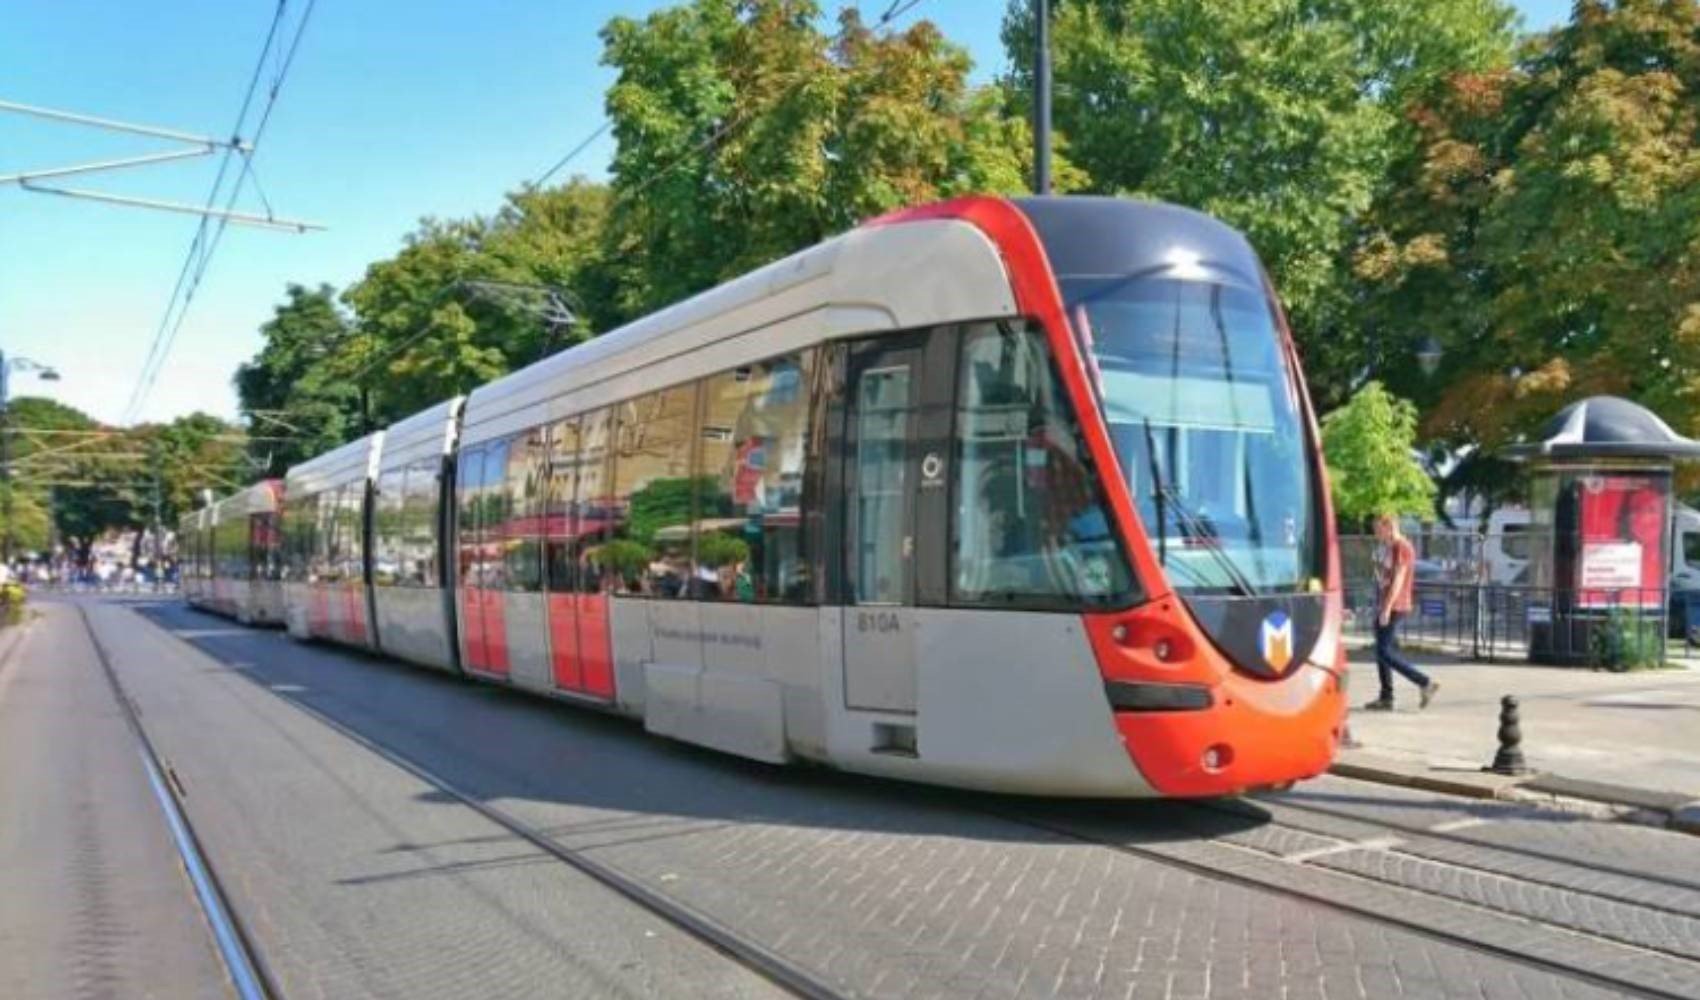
1034, 0, 1052, 195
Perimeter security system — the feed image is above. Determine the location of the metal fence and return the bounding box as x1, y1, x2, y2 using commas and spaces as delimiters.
1341, 530, 1689, 667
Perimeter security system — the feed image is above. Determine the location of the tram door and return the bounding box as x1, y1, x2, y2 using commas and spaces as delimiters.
841, 333, 946, 715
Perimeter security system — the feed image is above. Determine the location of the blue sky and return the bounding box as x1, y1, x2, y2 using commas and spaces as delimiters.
0, 0, 1574, 426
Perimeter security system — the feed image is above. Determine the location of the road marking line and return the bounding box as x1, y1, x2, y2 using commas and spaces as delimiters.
1284, 835, 1403, 863
1429, 817, 1492, 833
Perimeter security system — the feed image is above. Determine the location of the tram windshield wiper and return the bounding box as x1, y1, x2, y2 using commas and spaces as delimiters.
1141, 418, 1260, 599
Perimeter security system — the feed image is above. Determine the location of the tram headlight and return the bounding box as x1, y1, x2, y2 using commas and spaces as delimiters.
1153, 638, 1174, 662
1201, 743, 1233, 772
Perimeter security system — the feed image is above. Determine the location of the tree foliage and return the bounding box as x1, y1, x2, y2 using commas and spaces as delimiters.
1002, 0, 1517, 406
1353, 0, 1700, 455
235, 283, 363, 477
341, 181, 613, 424
1, 396, 248, 565
600, 0, 1065, 321
1321, 382, 1436, 524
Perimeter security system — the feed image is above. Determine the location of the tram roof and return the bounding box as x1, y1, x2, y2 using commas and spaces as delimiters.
457, 210, 1017, 445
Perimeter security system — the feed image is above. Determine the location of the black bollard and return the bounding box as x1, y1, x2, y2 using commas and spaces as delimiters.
1487, 695, 1530, 776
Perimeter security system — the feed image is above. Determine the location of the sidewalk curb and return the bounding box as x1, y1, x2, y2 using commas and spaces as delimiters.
1329, 760, 1510, 802
1329, 759, 1700, 836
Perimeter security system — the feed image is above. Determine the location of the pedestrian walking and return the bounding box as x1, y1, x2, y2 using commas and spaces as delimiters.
1362, 513, 1440, 711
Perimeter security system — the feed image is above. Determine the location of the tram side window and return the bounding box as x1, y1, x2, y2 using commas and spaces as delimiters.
479, 438, 511, 591
283, 494, 307, 582
544, 417, 581, 593
575, 408, 614, 595
609, 383, 700, 597
457, 445, 486, 590
951, 322, 1133, 608
503, 428, 546, 593
401, 459, 439, 587
698, 350, 816, 604
252, 512, 283, 581
340, 485, 362, 583
373, 469, 406, 586
322, 487, 346, 584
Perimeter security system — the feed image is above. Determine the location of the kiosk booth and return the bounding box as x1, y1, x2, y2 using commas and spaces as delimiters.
1505, 397, 1700, 666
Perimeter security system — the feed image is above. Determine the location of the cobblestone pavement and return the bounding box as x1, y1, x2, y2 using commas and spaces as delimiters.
29, 596, 1700, 999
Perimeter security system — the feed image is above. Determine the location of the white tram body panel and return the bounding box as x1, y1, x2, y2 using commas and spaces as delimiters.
437, 216, 1155, 792
179, 508, 208, 606
369, 399, 462, 672
180, 483, 285, 626
283, 432, 384, 647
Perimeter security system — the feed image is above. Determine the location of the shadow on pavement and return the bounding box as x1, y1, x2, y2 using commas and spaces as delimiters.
118, 598, 1271, 853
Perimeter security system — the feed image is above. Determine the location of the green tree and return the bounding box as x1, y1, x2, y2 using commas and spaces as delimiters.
341, 181, 612, 424
1321, 382, 1436, 525
1352, 0, 1700, 458
234, 283, 363, 476
0, 484, 52, 554
601, 0, 1064, 321
1002, 0, 1517, 406
1, 397, 138, 564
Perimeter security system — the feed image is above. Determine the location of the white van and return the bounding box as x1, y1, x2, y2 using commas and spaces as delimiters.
1483, 502, 1700, 591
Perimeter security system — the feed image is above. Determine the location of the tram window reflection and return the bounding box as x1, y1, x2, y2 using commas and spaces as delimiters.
609, 384, 700, 597
951, 322, 1131, 607
698, 350, 815, 604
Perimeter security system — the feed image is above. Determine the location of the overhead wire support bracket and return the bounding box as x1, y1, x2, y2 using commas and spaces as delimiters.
0, 97, 251, 151
17, 180, 324, 232
0, 146, 217, 186
1, 96, 320, 231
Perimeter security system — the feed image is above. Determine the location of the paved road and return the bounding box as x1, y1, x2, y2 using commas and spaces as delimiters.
5, 595, 1700, 999
0, 601, 232, 999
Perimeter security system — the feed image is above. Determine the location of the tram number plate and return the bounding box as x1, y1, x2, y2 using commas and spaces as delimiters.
857, 611, 903, 634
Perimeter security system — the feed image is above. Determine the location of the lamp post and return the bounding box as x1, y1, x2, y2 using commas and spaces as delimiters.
1417, 336, 1444, 377
0, 351, 63, 565
1034, 0, 1052, 195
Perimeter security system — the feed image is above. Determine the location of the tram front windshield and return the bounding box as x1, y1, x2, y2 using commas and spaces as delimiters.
1064, 276, 1320, 596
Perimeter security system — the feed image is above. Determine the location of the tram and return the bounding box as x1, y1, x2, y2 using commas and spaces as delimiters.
190, 195, 1348, 797
178, 479, 286, 625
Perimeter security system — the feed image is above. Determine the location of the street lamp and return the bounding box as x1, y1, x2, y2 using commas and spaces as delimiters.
1417, 336, 1444, 377
0, 351, 65, 564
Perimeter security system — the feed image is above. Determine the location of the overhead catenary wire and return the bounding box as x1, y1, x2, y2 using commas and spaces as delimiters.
123, 0, 320, 426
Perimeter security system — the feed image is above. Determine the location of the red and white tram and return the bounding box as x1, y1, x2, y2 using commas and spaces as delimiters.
178, 479, 286, 625
195, 195, 1348, 797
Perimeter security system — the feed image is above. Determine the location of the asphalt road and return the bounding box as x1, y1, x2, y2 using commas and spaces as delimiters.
0, 600, 230, 999
4, 594, 1699, 999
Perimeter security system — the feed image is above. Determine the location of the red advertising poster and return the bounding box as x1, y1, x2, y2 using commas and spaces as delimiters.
1577, 475, 1665, 608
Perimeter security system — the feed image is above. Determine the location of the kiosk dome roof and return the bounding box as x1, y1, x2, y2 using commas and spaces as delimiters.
1505, 395, 1700, 461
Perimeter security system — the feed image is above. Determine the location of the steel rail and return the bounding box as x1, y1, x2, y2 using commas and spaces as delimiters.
988, 803, 1699, 1000
76, 604, 283, 1000
153, 606, 852, 1000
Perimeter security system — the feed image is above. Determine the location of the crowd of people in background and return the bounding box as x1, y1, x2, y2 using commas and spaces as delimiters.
0, 555, 177, 591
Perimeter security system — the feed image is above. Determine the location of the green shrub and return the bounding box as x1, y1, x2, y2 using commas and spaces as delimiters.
0, 581, 26, 626
1589, 608, 1665, 672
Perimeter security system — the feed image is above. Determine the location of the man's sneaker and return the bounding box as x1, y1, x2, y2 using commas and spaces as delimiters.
1361, 698, 1394, 712
1420, 682, 1440, 709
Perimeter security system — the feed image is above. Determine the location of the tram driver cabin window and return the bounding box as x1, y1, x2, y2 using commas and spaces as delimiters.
951, 323, 1131, 608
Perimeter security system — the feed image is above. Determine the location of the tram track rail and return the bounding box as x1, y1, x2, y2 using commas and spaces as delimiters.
127, 602, 851, 1000
77, 604, 282, 1000
1243, 789, 1700, 897
982, 799, 1700, 1000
